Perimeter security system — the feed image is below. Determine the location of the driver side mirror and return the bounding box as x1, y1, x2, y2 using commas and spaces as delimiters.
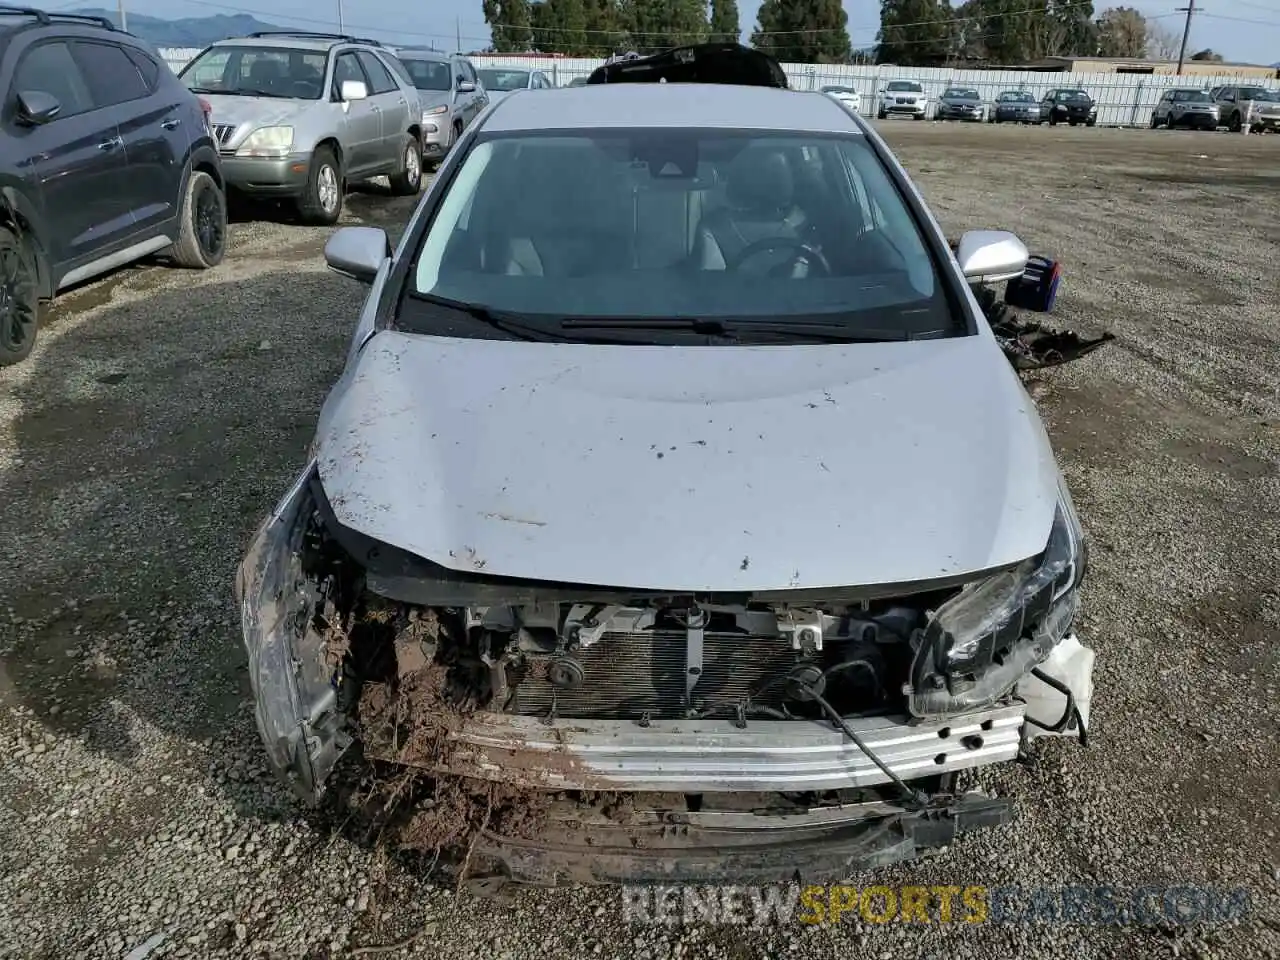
15, 89, 60, 125
340, 80, 368, 102
956, 230, 1029, 284
324, 226, 390, 283
458, 79, 476, 93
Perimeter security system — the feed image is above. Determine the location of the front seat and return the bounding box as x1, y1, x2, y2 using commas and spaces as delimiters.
249, 58, 284, 91
693, 147, 810, 272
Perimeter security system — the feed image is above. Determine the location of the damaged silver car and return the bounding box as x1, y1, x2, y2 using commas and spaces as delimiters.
237, 44, 1097, 886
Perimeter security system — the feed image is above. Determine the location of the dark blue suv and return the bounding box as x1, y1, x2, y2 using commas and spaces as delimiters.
0, 5, 227, 365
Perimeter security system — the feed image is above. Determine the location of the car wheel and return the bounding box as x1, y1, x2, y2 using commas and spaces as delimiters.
912, 113, 924, 121
876, 110, 886, 120
1149, 113, 1160, 129
1048, 114, 1057, 126
296, 146, 343, 226
1086, 117, 1096, 127
388, 134, 423, 196
0, 225, 40, 366
168, 170, 227, 269
1228, 111, 1242, 132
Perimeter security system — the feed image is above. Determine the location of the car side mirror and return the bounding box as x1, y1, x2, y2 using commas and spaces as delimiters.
324, 226, 390, 283
458, 79, 476, 93
956, 229, 1029, 285
15, 89, 60, 125
340, 80, 369, 102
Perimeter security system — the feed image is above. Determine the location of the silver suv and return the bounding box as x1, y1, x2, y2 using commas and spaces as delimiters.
1209, 84, 1280, 133
388, 48, 488, 169
179, 32, 426, 224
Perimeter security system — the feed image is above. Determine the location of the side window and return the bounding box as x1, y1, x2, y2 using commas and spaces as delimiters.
332, 52, 367, 98
123, 47, 161, 91
461, 61, 477, 85
355, 51, 396, 95
12, 41, 93, 118
72, 41, 148, 107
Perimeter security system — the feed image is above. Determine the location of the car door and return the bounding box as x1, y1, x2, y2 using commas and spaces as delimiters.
457, 60, 481, 126
332, 51, 380, 176
354, 50, 406, 169
6, 37, 134, 271
70, 40, 183, 237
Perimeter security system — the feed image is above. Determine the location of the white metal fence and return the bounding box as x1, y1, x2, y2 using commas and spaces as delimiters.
158, 48, 1279, 129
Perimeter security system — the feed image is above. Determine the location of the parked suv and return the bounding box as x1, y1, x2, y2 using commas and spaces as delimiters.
1150, 88, 1219, 130
387, 48, 487, 170
876, 80, 928, 120
178, 32, 425, 224
0, 6, 226, 366
1209, 84, 1280, 133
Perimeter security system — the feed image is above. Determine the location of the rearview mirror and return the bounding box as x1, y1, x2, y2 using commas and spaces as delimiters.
340, 80, 368, 102
956, 230, 1029, 284
15, 89, 60, 125
458, 79, 476, 93
324, 226, 389, 283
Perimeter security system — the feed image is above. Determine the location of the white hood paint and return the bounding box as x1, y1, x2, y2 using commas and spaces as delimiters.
314, 331, 1062, 593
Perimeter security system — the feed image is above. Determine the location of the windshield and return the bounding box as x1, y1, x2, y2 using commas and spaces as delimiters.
179, 45, 327, 99
999, 91, 1033, 102
944, 88, 979, 99
886, 81, 922, 92
1171, 90, 1211, 102
1057, 90, 1090, 101
477, 69, 530, 91
822, 86, 856, 95
403, 129, 952, 344
401, 58, 451, 91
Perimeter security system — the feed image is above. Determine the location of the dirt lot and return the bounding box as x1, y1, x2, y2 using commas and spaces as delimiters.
1, 124, 1277, 959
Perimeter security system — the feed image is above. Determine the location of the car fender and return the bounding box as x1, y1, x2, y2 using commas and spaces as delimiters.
0, 181, 54, 299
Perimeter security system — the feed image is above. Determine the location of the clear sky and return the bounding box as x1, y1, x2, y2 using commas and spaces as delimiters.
117, 0, 1279, 67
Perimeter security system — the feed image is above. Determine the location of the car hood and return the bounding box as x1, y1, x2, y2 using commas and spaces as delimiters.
312, 331, 1062, 593
200, 94, 306, 129
942, 98, 981, 106
482, 90, 513, 105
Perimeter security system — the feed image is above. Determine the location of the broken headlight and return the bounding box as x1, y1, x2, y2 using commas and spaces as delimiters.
908, 477, 1086, 719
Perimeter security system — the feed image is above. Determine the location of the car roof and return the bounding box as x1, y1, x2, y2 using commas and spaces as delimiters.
394, 47, 454, 62
210, 33, 386, 52
481, 84, 861, 134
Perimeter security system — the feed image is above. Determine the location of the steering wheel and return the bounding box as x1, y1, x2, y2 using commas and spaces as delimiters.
728, 237, 832, 277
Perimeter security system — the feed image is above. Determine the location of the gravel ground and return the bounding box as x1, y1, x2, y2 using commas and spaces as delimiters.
1, 126, 1278, 960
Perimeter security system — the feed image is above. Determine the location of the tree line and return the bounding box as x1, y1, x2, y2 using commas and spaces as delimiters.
480, 0, 1227, 66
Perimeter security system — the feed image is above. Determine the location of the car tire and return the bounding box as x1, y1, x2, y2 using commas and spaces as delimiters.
912, 113, 923, 121
0, 225, 40, 367
877, 109, 886, 120
1086, 117, 1096, 127
296, 146, 343, 226
387, 134, 423, 196
168, 170, 227, 270
1149, 113, 1160, 129
1228, 111, 1241, 132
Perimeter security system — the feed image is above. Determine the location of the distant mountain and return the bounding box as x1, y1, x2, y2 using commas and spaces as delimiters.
69, 9, 284, 48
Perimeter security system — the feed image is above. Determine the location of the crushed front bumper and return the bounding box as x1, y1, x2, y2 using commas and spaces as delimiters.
470, 793, 1013, 886
404, 704, 1026, 793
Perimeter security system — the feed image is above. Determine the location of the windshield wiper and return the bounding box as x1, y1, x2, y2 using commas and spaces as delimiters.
185, 86, 221, 95
235, 88, 295, 99
559, 317, 913, 343
408, 293, 580, 342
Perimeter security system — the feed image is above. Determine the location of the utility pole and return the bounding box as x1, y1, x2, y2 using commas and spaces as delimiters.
456, 16, 461, 53
1175, 0, 1195, 75
117, 0, 126, 32
336, 0, 344, 34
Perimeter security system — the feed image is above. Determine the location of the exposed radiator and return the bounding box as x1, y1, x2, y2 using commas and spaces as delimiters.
511, 629, 805, 720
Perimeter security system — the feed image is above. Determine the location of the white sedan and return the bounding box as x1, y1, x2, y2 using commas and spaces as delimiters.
821, 84, 862, 114
238, 43, 1094, 887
